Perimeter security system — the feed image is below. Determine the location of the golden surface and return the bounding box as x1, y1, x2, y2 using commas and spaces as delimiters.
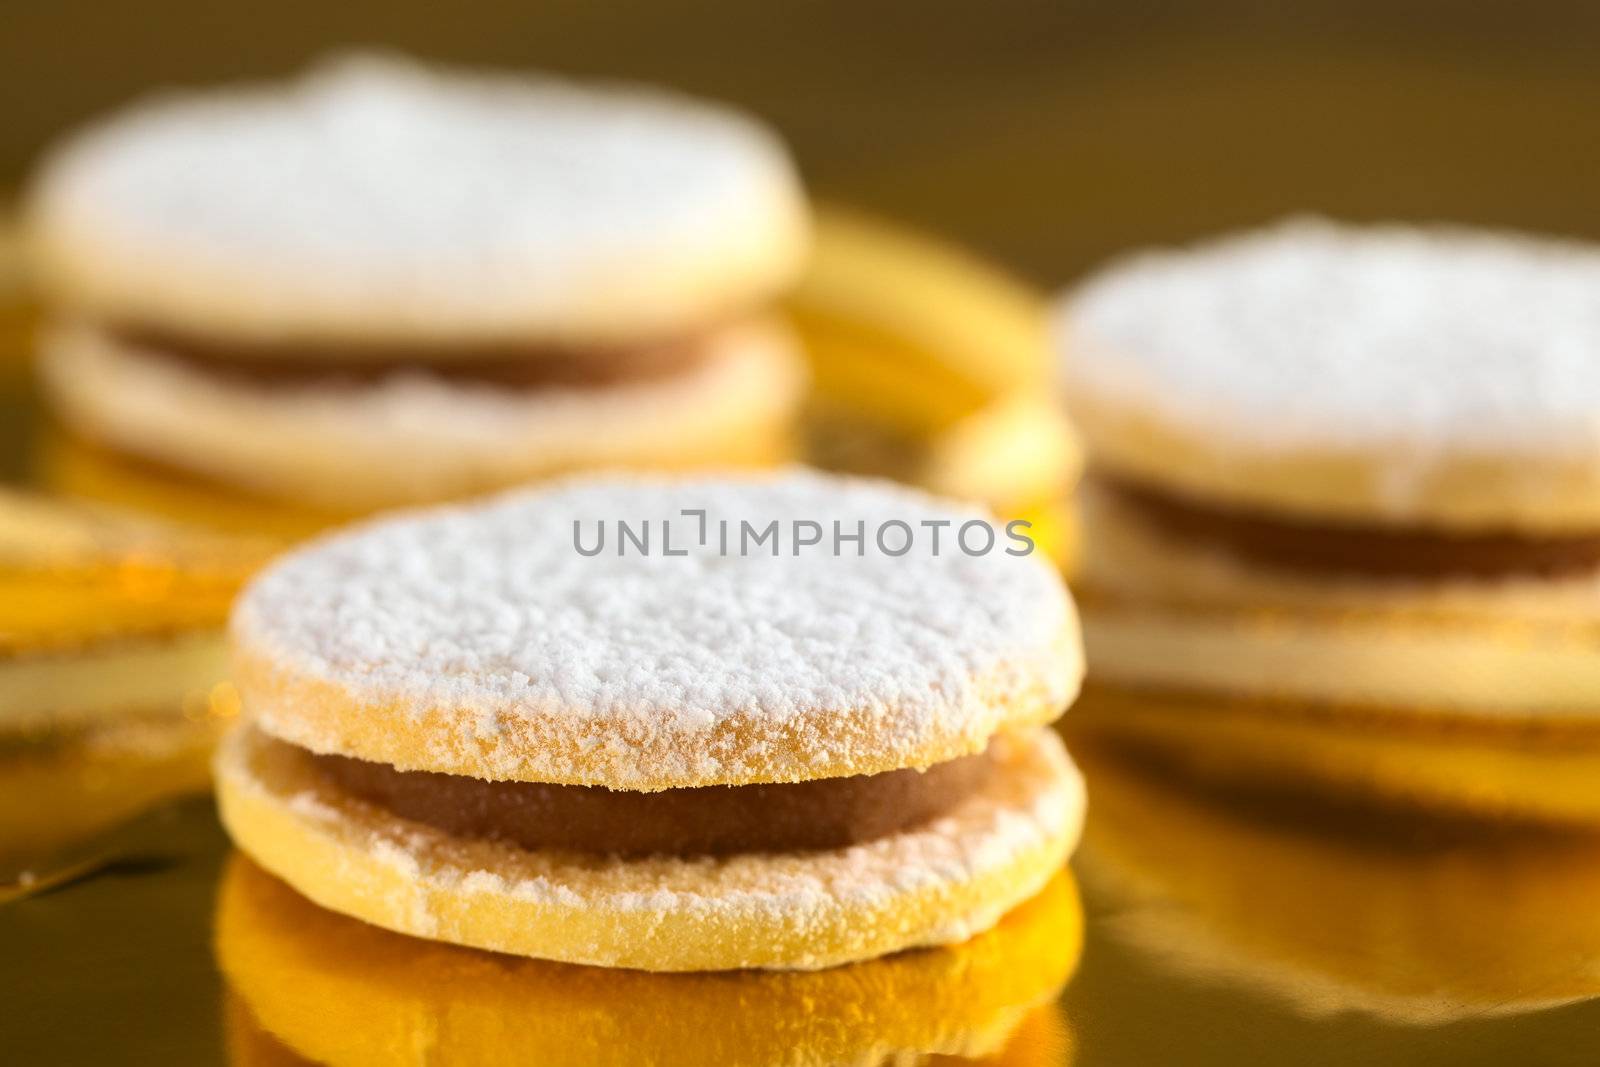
7, 13, 1600, 1052
1059, 738, 1600, 1065
215, 857, 1081, 1065
0, 713, 221, 869
10, 750, 1600, 1064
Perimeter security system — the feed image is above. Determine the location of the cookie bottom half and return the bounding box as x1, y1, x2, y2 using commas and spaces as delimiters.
1077, 484, 1600, 719
214, 723, 1084, 971
41, 318, 805, 512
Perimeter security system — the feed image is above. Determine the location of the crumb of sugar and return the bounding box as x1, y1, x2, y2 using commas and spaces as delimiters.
284, 789, 340, 823
234, 470, 1076, 776
1060, 217, 1600, 456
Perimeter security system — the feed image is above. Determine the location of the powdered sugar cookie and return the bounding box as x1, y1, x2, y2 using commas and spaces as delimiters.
1062, 218, 1600, 531
1057, 219, 1600, 715
217, 470, 1085, 969
30, 53, 806, 349
28, 54, 810, 509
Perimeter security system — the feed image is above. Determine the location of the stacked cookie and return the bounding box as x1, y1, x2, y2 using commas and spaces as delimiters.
215, 470, 1085, 971
27, 56, 809, 517
1056, 219, 1600, 813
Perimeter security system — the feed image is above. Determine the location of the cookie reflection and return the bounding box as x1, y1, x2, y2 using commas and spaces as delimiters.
1068, 683, 1600, 824
0, 715, 220, 872
1073, 736, 1600, 1023
216, 856, 1081, 1066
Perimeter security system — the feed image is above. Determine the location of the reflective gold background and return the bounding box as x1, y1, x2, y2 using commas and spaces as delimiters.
7, 2, 1600, 1063
13, 741, 1600, 1064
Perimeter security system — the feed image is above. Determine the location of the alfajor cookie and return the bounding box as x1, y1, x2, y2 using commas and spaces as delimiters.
27, 54, 809, 512
1057, 218, 1600, 717
215, 469, 1084, 971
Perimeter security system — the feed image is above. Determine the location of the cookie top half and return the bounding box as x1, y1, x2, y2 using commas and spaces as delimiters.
231, 470, 1081, 790
1059, 219, 1600, 531
28, 54, 809, 350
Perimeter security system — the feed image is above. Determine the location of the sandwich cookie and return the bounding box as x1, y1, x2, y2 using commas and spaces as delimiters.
215, 470, 1085, 971
217, 856, 1082, 1066
28, 54, 809, 512
1058, 218, 1600, 718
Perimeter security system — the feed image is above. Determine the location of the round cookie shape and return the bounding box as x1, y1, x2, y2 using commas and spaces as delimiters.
1059, 218, 1600, 531
231, 470, 1082, 789
28, 54, 809, 350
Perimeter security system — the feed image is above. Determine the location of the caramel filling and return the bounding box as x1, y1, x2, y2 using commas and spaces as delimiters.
110, 322, 713, 390
312, 747, 995, 857
1105, 474, 1600, 579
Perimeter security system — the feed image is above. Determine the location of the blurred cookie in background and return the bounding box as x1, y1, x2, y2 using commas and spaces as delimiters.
1055, 219, 1600, 816
1066, 658, 1600, 826
0, 489, 257, 879
217, 855, 1082, 1067
31, 205, 1083, 564
33, 429, 347, 544
796, 209, 1082, 571
26, 53, 810, 522
0, 488, 259, 736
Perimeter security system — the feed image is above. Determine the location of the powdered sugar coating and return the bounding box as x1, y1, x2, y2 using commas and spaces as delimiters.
233, 470, 1081, 787
29, 53, 808, 346
1061, 218, 1600, 458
